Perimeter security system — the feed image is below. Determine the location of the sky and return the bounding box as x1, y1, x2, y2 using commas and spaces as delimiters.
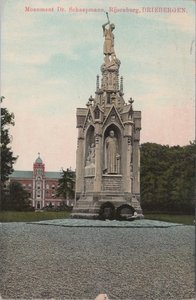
1, 0, 195, 171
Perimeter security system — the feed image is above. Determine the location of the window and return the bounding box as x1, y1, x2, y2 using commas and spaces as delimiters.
37, 169, 42, 175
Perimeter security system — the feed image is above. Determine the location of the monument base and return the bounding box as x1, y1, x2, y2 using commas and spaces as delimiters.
71, 193, 144, 220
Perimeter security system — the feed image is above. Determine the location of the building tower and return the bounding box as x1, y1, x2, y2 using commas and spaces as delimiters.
73, 18, 143, 219
33, 153, 45, 209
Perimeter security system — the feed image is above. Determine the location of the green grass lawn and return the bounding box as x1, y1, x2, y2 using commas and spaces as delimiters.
0, 211, 70, 222
145, 213, 195, 225
0, 211, 195, 225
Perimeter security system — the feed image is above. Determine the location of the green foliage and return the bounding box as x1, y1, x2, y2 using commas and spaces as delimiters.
0, 211, 70, 222
145, 213, 195, 225
2, 181, 31, 211
141, 142, 196, 213
1, 97, 17, 183
56, 168, 75, 200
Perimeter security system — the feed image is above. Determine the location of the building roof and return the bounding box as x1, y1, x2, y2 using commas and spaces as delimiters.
45, 172, 62, 179
10, 171, 33, 179
10, 170, 62, 179
35, 157, 43, 164
35, 153, 43, 164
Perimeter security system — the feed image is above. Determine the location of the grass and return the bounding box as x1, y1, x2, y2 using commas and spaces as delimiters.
0, 211, 195, 225
0, 211, 70, 222
145, 213, 195, 225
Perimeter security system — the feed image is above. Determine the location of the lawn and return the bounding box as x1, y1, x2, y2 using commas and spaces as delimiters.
145, 213, 195, 225
0, 211, 195, 225
0, 211, 70, 222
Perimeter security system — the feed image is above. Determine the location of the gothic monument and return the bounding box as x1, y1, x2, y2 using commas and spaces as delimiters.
73, 15, 143, 219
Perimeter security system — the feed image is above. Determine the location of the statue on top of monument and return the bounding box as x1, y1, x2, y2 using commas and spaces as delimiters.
102, 13, 116, 64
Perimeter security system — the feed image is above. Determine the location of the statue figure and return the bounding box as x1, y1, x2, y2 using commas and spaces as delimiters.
105, 130, 120, 174
102, 13, 116, 64
86, 143, 95, 166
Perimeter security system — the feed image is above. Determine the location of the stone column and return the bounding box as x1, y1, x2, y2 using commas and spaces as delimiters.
75, 127, 85, 199
123, 121, 133, 194
132, 113, 141, 196
94, 123, 102, 193
94, 135, 102, 193
133, 137, 140, 194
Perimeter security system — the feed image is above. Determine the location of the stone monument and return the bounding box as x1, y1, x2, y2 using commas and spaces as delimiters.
72, 16, 143, 219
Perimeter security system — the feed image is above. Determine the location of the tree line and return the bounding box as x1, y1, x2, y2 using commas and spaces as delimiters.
140, 142, 195, 214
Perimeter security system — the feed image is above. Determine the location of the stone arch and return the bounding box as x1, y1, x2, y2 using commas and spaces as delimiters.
85, 125, 95, 165
116, 204, 135, 220
103, 123, 122, 174
99, 202, 115, 220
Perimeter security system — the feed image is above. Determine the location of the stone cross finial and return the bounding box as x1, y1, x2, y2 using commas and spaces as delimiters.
128, 98, 134, 118
129, 97, 134, 104
89, 95, 94, 106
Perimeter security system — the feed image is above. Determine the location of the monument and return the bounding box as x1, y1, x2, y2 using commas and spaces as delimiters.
72, 15, 143, 219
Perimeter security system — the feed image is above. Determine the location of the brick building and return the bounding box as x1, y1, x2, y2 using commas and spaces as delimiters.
9, 154, 65, 209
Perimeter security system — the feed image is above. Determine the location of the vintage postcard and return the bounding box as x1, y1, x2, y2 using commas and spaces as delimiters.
1, 0, 195, 299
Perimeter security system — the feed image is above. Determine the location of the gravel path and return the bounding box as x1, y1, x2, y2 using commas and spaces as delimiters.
0, 221, 195, 300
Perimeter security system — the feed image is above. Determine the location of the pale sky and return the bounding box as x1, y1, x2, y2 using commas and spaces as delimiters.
1, 0, 195, 171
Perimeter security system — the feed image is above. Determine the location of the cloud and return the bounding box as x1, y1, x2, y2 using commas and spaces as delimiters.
2, 0, 195, 171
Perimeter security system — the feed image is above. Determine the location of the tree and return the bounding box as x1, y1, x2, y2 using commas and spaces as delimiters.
2, 181, 31, 211
140, 142, 195, 213
1, 97, 17, 210
56, 168, 75, 202
1, 97, 17, 182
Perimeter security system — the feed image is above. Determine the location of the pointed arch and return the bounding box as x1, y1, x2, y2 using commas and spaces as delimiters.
85, 125, 95, 165
103, 123, 122, 174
